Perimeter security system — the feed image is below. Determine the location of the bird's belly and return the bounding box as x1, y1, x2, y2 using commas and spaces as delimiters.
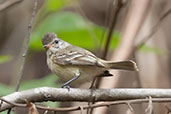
47, 58, 105, 86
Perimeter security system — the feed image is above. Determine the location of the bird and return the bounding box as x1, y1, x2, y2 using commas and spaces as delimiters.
42, 33, 138, 88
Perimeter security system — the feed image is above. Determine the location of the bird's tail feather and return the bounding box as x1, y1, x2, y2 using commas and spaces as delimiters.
104, 60, 138, 71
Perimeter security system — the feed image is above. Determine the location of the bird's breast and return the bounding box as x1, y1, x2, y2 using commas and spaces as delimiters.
47, 57, 106, 86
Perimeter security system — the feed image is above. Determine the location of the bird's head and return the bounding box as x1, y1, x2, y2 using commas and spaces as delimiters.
42, 33, 69, 52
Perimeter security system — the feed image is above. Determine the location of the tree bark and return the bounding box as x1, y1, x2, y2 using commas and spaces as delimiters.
1, 87, 171, 112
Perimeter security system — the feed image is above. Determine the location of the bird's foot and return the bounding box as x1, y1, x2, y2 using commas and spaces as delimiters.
61, 84, 70, 91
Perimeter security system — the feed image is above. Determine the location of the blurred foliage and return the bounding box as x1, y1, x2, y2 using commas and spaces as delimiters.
19, 74, 58, 90
138, 45, 168, 55
0, 74, 58, 96
46, 0, 70, 12
0, 74, 59, 109
0, 55, 12, 64
0, 83, 13, 96
30, 12, 119, 52
1, 111, 14, 114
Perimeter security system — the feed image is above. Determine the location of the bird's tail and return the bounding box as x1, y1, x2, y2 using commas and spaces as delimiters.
103, 60, 138, 71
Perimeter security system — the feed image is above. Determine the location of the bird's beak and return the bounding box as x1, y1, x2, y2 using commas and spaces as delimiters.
43, 44, 54, 50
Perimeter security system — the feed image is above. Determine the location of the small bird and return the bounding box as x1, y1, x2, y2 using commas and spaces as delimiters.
42, 33, 138, 88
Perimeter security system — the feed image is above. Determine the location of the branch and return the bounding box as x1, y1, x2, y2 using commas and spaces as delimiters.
135, 7, 171, 49
6, 1, 38, 113
102, 0, 122, 59
1, 97, 171, 113
15, 0, 38, 91
0, 0, 22, 12
1, 87, 171, 112
97, 0, 151, 98
112, 0, 151, 60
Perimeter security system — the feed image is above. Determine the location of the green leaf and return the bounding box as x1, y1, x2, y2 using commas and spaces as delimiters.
46, 0, 69, 12
0, 55, 12, 64
30, 12, 119, 51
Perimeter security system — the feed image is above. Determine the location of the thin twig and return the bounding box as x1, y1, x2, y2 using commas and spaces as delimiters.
36, 98, 171, 111
101, 0, 122, 59
7, 0, 38, 113
97, 1, 151, 99
43, 109, 48, 114
0, 0, 22, 12
106, 104, 112, 114
1, 87, 171, 111
0, 98, 25, 108
1, 97, 171, 112
99, 0, 113, 51
164, 104, 171, 114
145, 96, 153, 114
126, 102, 135, 114
94, 0, 123, 100
79, 106, 84, 114
135, 7, 171, 49
15, 0, 38, 92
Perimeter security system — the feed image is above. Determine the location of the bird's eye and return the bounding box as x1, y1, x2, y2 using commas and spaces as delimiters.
54, 40, 59, 44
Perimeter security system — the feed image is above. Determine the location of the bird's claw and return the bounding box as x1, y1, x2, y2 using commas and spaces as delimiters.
61, 85, 70, 91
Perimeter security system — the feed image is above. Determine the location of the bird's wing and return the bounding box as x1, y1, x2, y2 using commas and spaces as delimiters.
52, 46, 105, 67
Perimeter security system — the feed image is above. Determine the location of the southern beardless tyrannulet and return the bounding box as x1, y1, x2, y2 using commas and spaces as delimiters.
42, 33, 138, 88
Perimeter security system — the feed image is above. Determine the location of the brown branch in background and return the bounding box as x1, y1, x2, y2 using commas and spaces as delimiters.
99, 0, 113, 50
93, 0, 123, 98
0, 0, 22, 12
101, 0, 122, 59
97, 0, 151, 89
95, 1, 151, 114
112, 0, 151, 60
135, 7, 171, 50
1, 97, 171, 113
15, 0, 38, 92
7, 0, 39, 114
97, 0, 151, 91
